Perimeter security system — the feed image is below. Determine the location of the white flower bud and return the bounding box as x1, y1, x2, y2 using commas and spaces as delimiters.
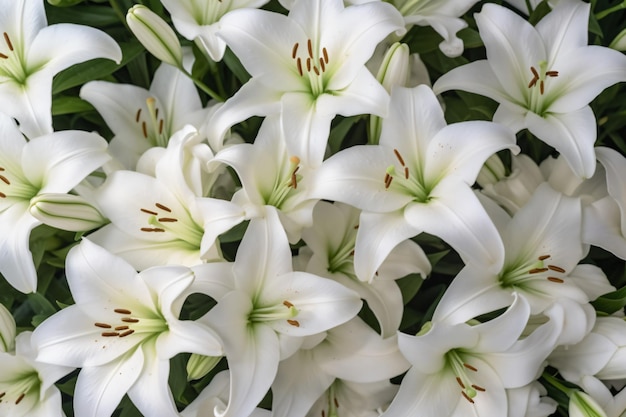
0, 303, 16, 353
477, 153, 508, 187
569, 391, 608, 417
186, 354, 222, 381
29, 193, 107, 232
609, 28, 626, 51
127, 5, 183, 68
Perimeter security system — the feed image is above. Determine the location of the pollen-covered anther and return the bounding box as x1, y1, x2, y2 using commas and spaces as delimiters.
140, 227, 165, 232
114, 308, 132, 315
529, 267, 548, 274
115, 326, 129, 331
547, 276, 565, 283
0, 174, 9, 184
461, 391, 475, 404
334, 398, 339, 408
393, 148, 406, 166
283, 300, 294, 308
456, 376, 465, 388
463, 363, 478, 372
122, 317, 140, 323
528, 66, 539, 88
471, 384, 486, 392
155, 203, 172, 212
548, 265, 566, 273
119, 329, 135, 337
287, 319, 300, 327
15, 393, 24, 405
538, 254, 550, 260
94, 322, 112, 329
102, 332, 120, 337
158, 217, 178, 222
0, 192, 5, 198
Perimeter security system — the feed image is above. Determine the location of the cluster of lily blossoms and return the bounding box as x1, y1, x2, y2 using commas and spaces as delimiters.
1, 0, 626, 416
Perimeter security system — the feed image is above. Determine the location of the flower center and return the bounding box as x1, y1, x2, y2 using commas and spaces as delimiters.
0, 166, 39, 204
248, 300, 300, 327
383, 148, 430, 202
265, 156, 303, 209
321, 381, 340, 417
327, 223, 358, 275
526, 61, 559, 114
446, 350, 486, 405
138, 201, 204, 247
0, 370, 40, 409
93, 307, 167, 339
0, 32, 29, 85
135, 97, 169, 148
499, 254, 567, 289
291, 39, 330, 97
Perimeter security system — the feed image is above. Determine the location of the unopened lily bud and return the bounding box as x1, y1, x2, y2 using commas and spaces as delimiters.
369, 43, 410, 144
186, 354, 222, 381
0, 303, 16, 353
609, 28, 626, 51
476, 153, 507, 187
568, 391, 608, 417
47, 0, 83, 5
127, 5, 184, 68
29, 193, 107, 232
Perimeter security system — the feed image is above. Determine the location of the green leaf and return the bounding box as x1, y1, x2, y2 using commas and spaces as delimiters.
591, 285, 626, 314
46, 5, 119, 27
52, 41, 144, 94
52, 96, 94, 116
397, 273, 425, 304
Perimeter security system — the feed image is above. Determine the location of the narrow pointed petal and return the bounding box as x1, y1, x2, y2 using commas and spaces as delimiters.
23, 132, 109, 194
596, 146, 626, 233
64, 239, 154, 308
29, 24, 121, 74
381, 85, 447, 160
321, 67, 390, 117
583, 197, 626, 260
310, 145, 413, 212
127, 346, 179, 417
0, 76, 53, 138
406, 180, 505, 271
475, 3, 546, 102
281, 92, 334, 168
433, 60, 510, 103
206, 80, 282, 151
157, 320, 223, 358
272, 350, 334, 417
424, 121, 518, 185
205, 291, 280, 417
234, 208, 293, 291
535, 0, 589, 62
218, 9, 304, 85
527, 107, 596, 179
263, 271, 361, 336
354, 210, 420, 282
382, 367, 458, 417
549, 47, 626, 113
472, 294, 529, 353
73, 348, 144, 417
0, 204, 39, 293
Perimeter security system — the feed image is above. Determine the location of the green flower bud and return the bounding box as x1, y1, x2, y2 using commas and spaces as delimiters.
569, 391, 608, 417
0, 303, 16, 353
609, 28, 626, 52
47, 0, 83, 6
186, 354, 222, 381
29, 193, 107, 232
476, 154, 507, 187
127, 5, 184, 68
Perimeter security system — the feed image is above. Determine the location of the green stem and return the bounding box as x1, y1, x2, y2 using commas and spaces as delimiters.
595, 1, 626, 20
109, 0, 129, 28
542, 373, 576, 396
182, 68, 225, 102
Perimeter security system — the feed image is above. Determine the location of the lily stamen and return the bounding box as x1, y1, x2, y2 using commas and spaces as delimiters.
529, 267, 548, 274
119, 329, 135, 337
141, 208, 158, 215
157, 217, 178, 222
393, 148, 406, 166
292, 42, 299, 59
155, 203, 171, 212
471, 384, 486, 392
3, 33, 13, 51
547, 276, 564, 283
94, 322, 112, 328
114, 308, 132, 314
0, 174, 9, 184
538, 254, 550, 260
463, 363, 478, 371
102, 332, 120, 337
456, 376, 465, 388
287, 319, 300, 327
135, 108, 141, 122
15, 393, 24, 405
462, 391, 475, 404
548, 265, 566, 273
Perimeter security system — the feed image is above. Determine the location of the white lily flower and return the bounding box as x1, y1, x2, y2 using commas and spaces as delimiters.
382, 294, 562, 417
0, 331, 74, 417
88, 125, 223, 270
207, 0, 405, 167
31, 239, 223, 417
570, 390, 609, 417
0, 114, 110, 293
384, 0, 481, 57
159, 0, 269, 62
300, 201, 430, 337
433, 1, 626, 179
0, 0, 121, 138
206, 116, 318, 244
311, 85, 517, 281
80, 52, 207, 169
191, 207, 362, 417
272, 316, 410, 417
434, 183, 595, 325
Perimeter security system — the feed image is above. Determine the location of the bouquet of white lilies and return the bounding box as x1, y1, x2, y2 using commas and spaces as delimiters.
1, 0, 626, 416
